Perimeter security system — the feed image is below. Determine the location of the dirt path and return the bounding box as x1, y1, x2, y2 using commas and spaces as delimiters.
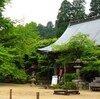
0, 83, 100, 99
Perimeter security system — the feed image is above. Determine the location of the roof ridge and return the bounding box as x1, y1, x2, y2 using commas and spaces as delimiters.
70, 15, 100, 26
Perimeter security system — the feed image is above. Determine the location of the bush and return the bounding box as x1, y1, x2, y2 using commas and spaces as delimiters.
13, 69, 28, 83
52, 81, 78, 90
62, 73, 76, 82
61, 82, 78, 90
52, 84, 61, 89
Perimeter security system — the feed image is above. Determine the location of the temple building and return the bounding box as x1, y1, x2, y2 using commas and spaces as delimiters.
38, 16, 100, 75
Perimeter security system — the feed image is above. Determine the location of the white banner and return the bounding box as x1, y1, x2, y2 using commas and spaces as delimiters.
51, 75, 58, 86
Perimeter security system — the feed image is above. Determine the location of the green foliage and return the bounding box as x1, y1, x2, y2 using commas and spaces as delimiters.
53, 33, 95, 59
0, 0, 12, 40
36, 53, 54, 80
0, 44, 14, 66
37, 24, 46, 38
36, 38, 57, 81
60, 82, 77, 90
36, 38, 57, 48
62, 73, 76, 82
45, 21, 56, 38
89, 0, 100, 17
80, 59, 100, 82
0, 0, 11, 15
55, 53, 72, 66
55, 0, 73, 37
55, 0, 86, 38
0, 44, 28, 83
72, 0, 87, 20
13, 69, 28, 83
0, 18, 14, 45
0, 19, 41, 83
37, 21, 56, 38
53, 82, 78, 90
80, 40, 100, 82
52, 84, 61, 89
0, 66, 28, 83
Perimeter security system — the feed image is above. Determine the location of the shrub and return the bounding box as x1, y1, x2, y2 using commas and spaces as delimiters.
61, 82, 78, 90
52, 84, 61, 89
62, 73, 76, 82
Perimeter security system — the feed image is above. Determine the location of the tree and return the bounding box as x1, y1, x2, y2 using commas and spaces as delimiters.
32, 38, 57, 81
0, 0, 57, 83
53, 33, 97, 59
72, 0, 87, 20
11, 22, 40, 68
0, 44, 28, 83
0, 0, 29, 83
11, 22, 56, 82
80, 46, 100, 82
37, 21, 56, 38
55, 0, 87, 38
89, 0, 100, 17
0, 0, 14, 47
0, 18, 14, 47
0, 0, 11, 16
37, 24, 46, 38
0, 20, 41, 83
55, 0, 73, 38
45, 21, 56, 38
0, 0, 12, 39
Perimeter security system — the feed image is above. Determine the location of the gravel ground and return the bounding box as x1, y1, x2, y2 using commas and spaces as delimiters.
0, 83, 100, 99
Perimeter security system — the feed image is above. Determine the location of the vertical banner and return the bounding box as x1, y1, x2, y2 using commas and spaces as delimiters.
59, 69, 63, 77
59, 69, 63, 81
51, 75, 58, 86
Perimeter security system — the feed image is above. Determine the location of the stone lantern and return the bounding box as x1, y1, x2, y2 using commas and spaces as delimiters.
73, 59, 82, 81
31, 64, 37, 86
73, 59, 83, 89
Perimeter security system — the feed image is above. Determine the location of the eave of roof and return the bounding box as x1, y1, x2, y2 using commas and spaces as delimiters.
38, 16, 100, 53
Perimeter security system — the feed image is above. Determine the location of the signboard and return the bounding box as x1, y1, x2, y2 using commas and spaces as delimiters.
51, 75, 58, 86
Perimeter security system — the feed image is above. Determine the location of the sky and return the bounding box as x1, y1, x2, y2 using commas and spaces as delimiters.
3, 0, 91, 26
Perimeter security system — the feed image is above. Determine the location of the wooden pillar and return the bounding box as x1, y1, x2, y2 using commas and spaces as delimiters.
36, 92, 40, 99
54, 62, 57, 75
10, 89, 12, 99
